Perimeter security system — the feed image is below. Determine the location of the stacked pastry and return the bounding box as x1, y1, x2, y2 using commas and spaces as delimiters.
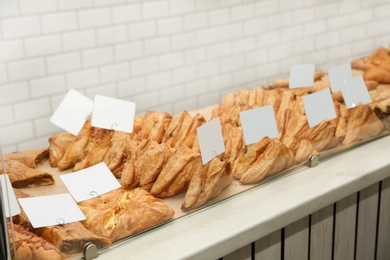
211, 72, 388, 186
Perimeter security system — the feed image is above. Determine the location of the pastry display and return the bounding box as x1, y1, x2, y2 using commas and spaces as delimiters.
2, 47, 390, 259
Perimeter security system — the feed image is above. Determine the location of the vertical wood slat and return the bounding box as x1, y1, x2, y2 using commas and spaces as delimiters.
333, 193, 358, 260
220, 179, 387, 260
309, 204, 334, 260
254, 230, 281, 260
377, 177, 390, 260
222, 244, 251, 260
284, 216, 309, 260
356, 183, 380, 260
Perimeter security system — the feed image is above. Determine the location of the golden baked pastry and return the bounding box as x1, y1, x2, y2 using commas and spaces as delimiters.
57, 120, 93, 170
1, 160, 54, 188
48, 133, 75, 167
73, 127, 114, 171
150, 145, 202, 198
103, 132, 137, 177
138, 110, 165, 139
239, 139, 294, 184
9, 222, 62, 260
34, 222, 111, 254
232, 136, 271, 180
222, 124, 244, 168
78, 188, 174, 242
121, 139, 175, 191
182, 157, 232, 211
363, 67, 390, 83
148, 112, 172, 143
4, 147, 49, 169
342, 104, 385, 145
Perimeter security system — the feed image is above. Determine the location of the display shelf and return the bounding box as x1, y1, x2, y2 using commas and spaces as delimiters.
96, 134, 390, 260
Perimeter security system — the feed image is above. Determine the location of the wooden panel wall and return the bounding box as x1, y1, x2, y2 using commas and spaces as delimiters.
221, 177, 390, 260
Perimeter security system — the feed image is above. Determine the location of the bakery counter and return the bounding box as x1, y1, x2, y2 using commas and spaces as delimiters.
95, 134, 390, 260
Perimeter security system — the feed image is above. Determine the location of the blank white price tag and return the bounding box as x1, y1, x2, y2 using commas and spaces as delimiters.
0, 174, 20, 218
92, 95, 136, 133
303, 88, 337, 128
50, 89, 94, 135
341, 75, 372, 109
18, 193, 85, 228
289, 64, 315, 89
197, 118, 225, 165
240, 106, 278, 145
328, 63, 352, 92
60, 162, 121, 202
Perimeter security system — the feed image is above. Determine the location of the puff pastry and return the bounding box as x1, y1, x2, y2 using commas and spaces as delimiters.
9, 222, 62, 260
150, 145, 202, 198
4, 147, 49, 169
239, 139, 294, 184
35, 222, 111, 254
48, 133, 75, 167
78, 188, 174, 242
73, 127, 114, 171
1, 160, 54, 188
57, 120, 93, 170
182, 158, 232, 211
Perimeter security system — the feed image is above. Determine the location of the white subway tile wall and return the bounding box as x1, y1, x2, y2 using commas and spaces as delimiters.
0, 0, 389, 152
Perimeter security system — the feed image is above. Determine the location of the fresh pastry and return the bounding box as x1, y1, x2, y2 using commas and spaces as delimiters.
73, 127, 114, 171
121, 139, 175, 191
9, 222, 62, 260
232, 136, 271, 180
182, 157, 232, 211
103, 132, 138, 177
363, 67, 390, 83
239, 139, 294, 184
342, 104, 385, 145
148, 112, 172, 143
138, 110, 165, 139
57, 120, 93, 170
4, 147, 49, 168
34, 222, 111, 254
48, 133, 75, 167
150, 145, 202, 198
78, 188, 174, 242
1, 160, 54, 188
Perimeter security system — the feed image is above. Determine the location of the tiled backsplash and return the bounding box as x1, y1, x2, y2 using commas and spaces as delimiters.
0, 0, 389, 153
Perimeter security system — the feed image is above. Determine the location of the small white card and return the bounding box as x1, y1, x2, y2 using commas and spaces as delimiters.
18, 193, 85, 228
50, 89, 94, 135
328, 63, 352, 92
240, 106, 278, 145
92, 95, 136, 133
341, 75, 372, 109
60, 162, 121, 202
303, 88, 337, 128
196, 118, 225, 165
0, 174, 20, 218
289, 64, 315, 89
